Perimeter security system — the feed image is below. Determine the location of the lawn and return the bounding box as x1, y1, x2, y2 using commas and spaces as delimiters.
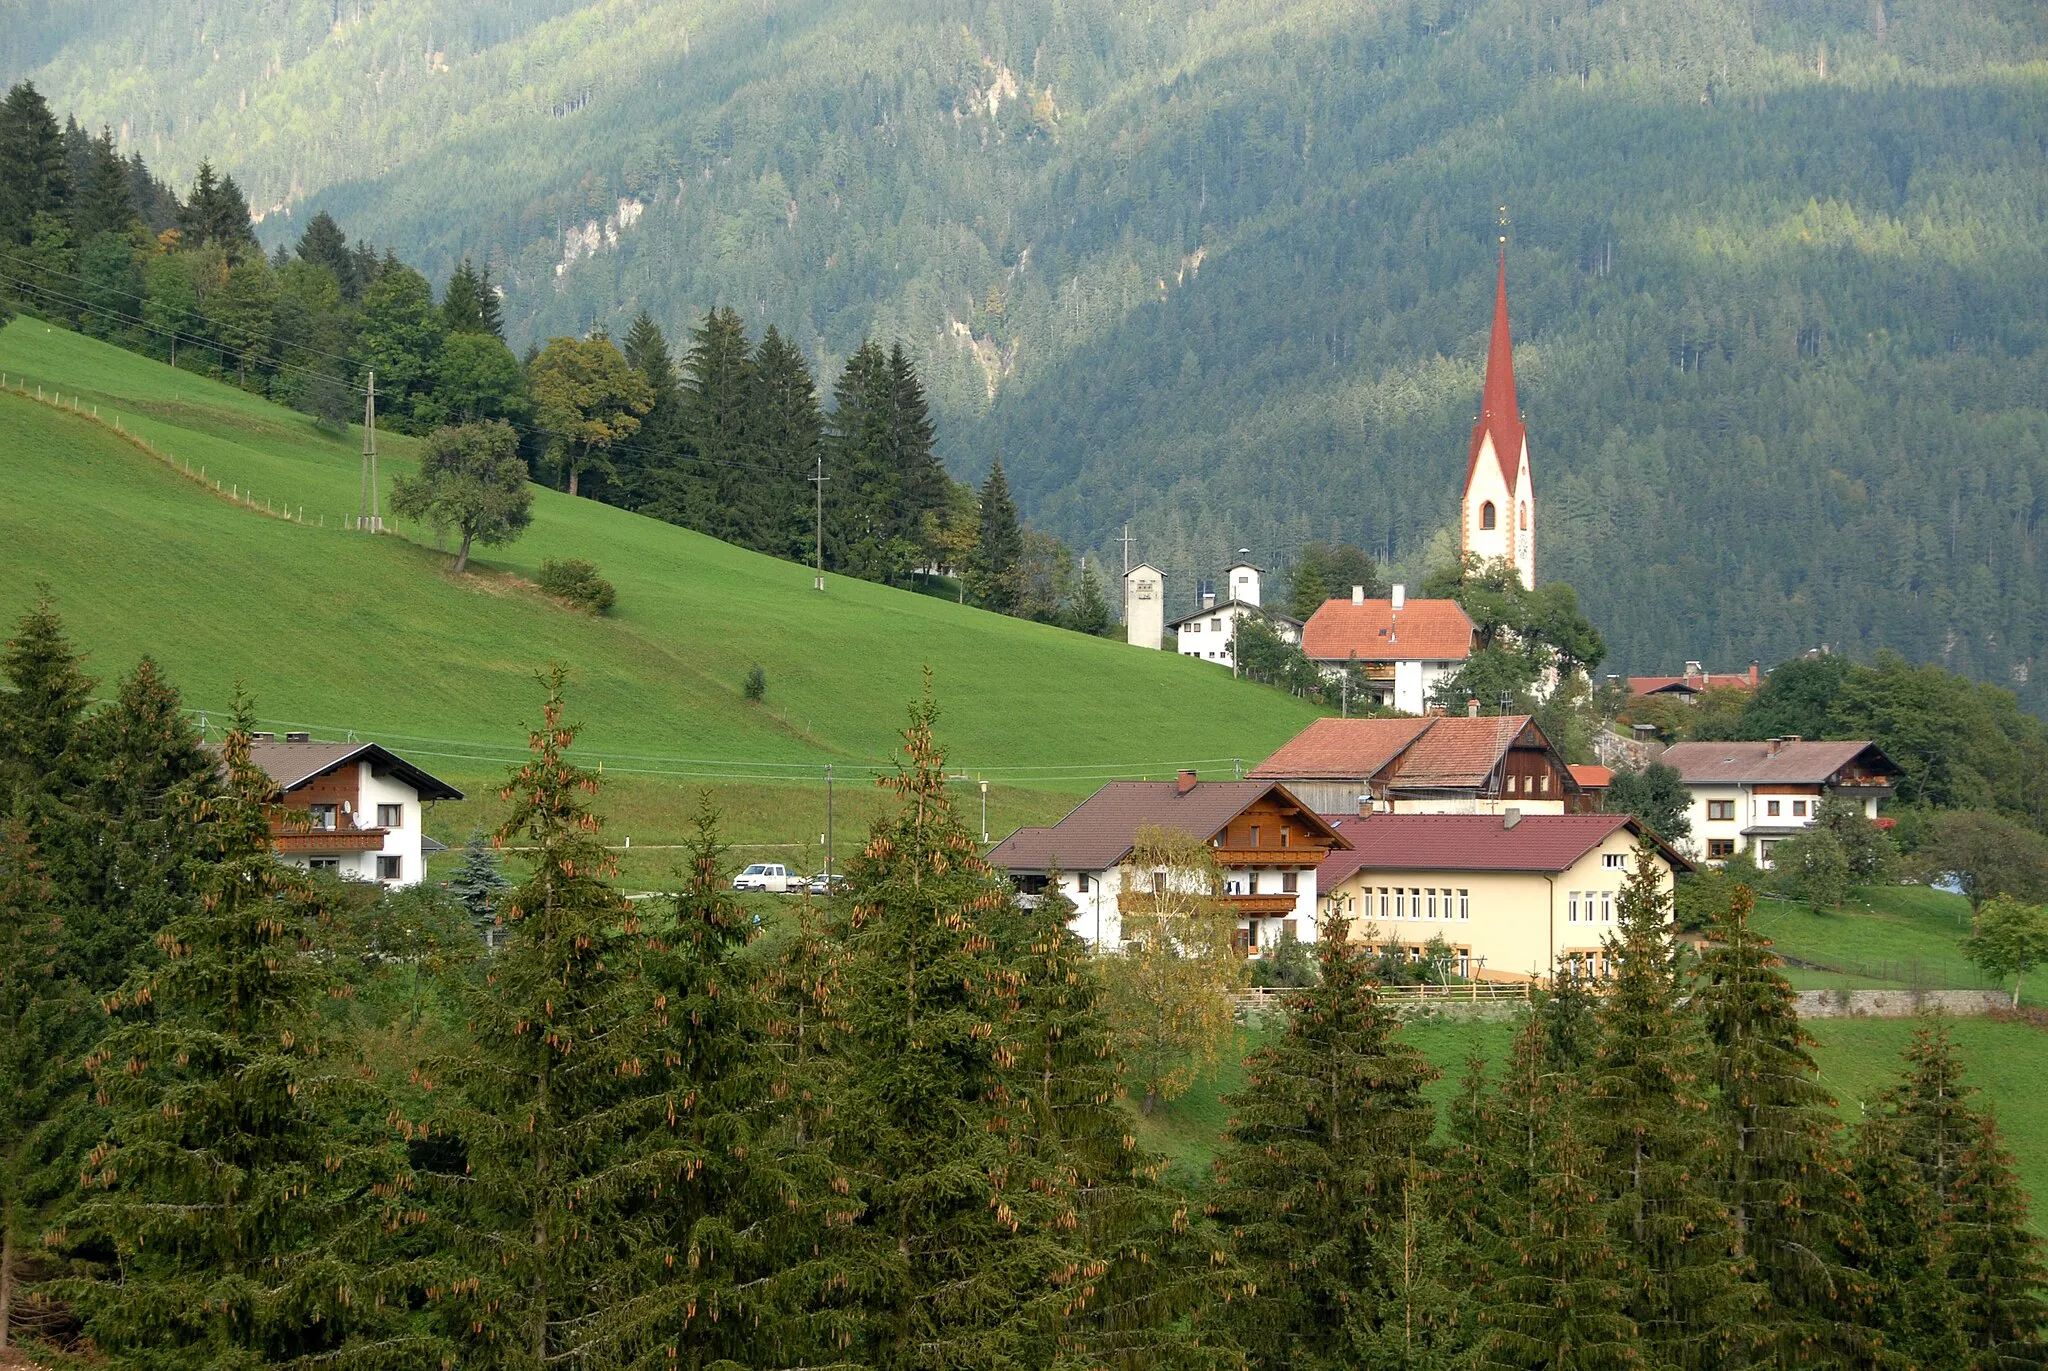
1752, 884, 2015, 1002
1, 319, 1321, 811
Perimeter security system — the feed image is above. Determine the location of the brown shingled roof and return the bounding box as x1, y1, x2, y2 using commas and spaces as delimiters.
1316, 813, 1690, 887
246, 741, 464, 801
1387, 716, 1539, 789
1300, 598, 1475, 663
1252, 715, 1567, 796
985, 780, 1347, 874
1659, 740, 1900, 787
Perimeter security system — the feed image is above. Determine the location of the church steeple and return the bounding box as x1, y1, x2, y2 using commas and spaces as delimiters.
1460, 239, 1535, 588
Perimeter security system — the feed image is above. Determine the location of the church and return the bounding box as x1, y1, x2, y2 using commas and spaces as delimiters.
1460, 245, 1535, 589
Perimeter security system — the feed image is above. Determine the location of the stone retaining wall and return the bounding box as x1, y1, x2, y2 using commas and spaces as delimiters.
1792, 988, 2008, 1018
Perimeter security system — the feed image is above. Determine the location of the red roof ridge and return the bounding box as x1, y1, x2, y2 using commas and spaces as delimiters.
1466, 245, 1525, 496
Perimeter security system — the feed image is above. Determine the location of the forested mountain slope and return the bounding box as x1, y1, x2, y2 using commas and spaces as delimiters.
11, 0, 2048, 704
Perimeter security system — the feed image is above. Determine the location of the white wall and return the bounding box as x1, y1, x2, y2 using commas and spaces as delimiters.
1054, 861, 1318, 952
280, 761, 429, 887
1124, 566, 1164, 650
1177, 604, 1256, 665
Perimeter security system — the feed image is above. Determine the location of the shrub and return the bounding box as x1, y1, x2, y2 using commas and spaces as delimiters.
537, 558, 615, 614
1250, 926, 1318, 988
743, 664, 766, 701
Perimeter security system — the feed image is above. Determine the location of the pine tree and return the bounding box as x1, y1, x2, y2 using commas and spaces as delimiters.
885, 343, 947, 549
749, 324, 821, 560
1068, 557, 1112, 636
428, 668, 659, 1364
829, 683, 1089, 1370
0, 595, 95, 803
965, 460, 1023, 614
1880, 1015, 1980, 1216
0, 82, 70, 247
1946, 1111, 2047, 1370
440, 257, 494, 335
822, 340, 900, 580
1212, 912, 1445, 1370
1692, 885, 1857, 1356
681, 307, 759, 546
69, 695, 432, 1366
71, 126, 136, 240
177, 160, 256, 259
1584, 841, 1761, 1369
446, 829, 511, 935
1839, 1116, 1967, 1370
475, 262, 505, 338
294, 210, 357, 298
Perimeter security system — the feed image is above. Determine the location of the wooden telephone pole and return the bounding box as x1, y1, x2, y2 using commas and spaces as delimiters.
358, 371, 380, 531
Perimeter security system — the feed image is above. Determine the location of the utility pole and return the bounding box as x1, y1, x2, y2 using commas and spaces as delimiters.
359, 370, 379, 531
979, 778, 989, 845
811, 454, 826, 590
1119, 522, 1135, 574
824, 763, 834, 876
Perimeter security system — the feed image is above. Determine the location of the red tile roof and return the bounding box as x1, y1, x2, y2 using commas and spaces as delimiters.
1628, 671, 1758, 697
1389, 716, 1542, 789
1300, 598, 1475, 663
1252, 715, 1570, 794
1316, 813, 1689, 886
1568, 764, 1613, 790
1465, 247, 1526, 497
986, 780, 1348, 874
1659, 740, 1901, 787
1248, 717, 1434, 781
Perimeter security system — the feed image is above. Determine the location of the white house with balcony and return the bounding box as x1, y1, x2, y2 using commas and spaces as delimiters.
1659, 738, 1900, 867
1168, 555, 1303, 668
248, 736, 463, 886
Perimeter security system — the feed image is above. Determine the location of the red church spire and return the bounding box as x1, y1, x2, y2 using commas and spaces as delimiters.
1467, 244, 1526, 494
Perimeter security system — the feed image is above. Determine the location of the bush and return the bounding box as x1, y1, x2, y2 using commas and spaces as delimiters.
1251, 927, 1318, 988
537, 558, 615, 614
744, 664, 766, 701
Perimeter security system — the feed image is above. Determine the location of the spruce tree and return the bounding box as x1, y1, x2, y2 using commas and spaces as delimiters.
1212, 912, 1445, 1370
681, 306, 758, 546
1068, 558, 1112, 636
428, 668, 659, 1364
965, 460, 1022, 614
1839, 1116, 1967, 1369
70, 697, 431, 1366
446, 829, 511, 935
1881, 1015, 1979, 1214
822, 341, 899, 579
829, 684, 1089, 1370
1692, 885, 1857, 1355
441, 257, 494, 335
0, 82, 70, 247
72, 126, 137, 239
294, 211, 356, 297
1584, 842, 1761, 1368
177, 160, 256, 258
0, 594, 95, 803
885, 343, 947, 546
1946, 1111, 2047, 1369
749, 324, 821, 559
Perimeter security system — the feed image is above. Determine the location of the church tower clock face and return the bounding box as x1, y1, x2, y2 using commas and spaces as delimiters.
1461, 245, 1535, 590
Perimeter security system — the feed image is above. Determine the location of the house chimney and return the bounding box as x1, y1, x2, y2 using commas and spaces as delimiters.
285, 731, 311, 743
1502, 807, 1523, 829
1391, 583, 1406, 612
1765, 737, 1784, 757
1351, 584, 1365, 606
1176, 769, 1198, 796
1200, 584, 1216, 611
252, 732, 275, 742
1468, 698, 1480, 718
1357, 793, 1372, 817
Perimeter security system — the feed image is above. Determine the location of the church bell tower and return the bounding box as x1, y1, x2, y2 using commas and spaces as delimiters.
1461, 242, 1535, 589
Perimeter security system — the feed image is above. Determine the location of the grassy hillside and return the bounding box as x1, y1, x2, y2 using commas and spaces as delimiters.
0, 318, 1320, 810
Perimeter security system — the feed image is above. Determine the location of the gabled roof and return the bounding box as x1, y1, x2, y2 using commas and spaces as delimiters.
1569, 764, 1613, 790
1629, 672, 1757, 697
1659, 740, 1901, 787
986, 779, 1348, 874
1250, 714, 1567, 794
1300, 598, 1475, 663
1165, 600, 1300, 630
1465, 246, 1526, 497
1317, 813, 1691, 886
246, 741, 464, 801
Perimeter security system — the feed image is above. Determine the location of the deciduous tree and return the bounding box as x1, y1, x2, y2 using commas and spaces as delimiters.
1959, 895, 2048, 1009
529, 334, 654, 497
389, 420, 533, 573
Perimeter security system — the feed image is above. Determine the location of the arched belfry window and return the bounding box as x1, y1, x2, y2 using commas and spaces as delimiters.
1519, 502, 1529, 530
1480, 501, 1497, 530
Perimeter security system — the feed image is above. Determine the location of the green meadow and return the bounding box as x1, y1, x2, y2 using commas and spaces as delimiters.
0, 319, 1319, 843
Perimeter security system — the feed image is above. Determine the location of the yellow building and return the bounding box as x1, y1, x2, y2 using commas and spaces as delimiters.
1316, 811, 1691, 984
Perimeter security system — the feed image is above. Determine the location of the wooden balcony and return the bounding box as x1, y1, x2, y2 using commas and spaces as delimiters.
1228, 893, 1301, 916
1213, 848, 1326, 867
273, 827, 387, 853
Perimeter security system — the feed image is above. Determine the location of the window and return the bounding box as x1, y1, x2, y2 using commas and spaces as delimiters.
308, 803, 337, 832
1480, 500, 1497, 530
1603, 853, 1626, 869
1185, 620, 1199, 633
1210, 618, 1222, 632
1152, 870, 1167, 896
1279, 826, 1290, 848
1281, 871, 1298, 894
376, 803, 402, 828
1427, 888, 1438, 919
1540, 772, 1551, 794
1767, 800, 1782, 817
1077, 874, 1090, 893
1601, 892, 1614, 923
1707, 839, 1736, 859
375, 855, 401, 882
309, 857, 340, 872
1519, 502, 1528, 530
1707, 800, 1735, 821
1793, 800, 1808, 817
1459, 889, 1470, 920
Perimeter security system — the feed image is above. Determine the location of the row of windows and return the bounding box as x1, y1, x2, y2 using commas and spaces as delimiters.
306, 802, 405, 831
309, 855, 403, 881
1366, 887, 1471, 921
1705, 798, 1810, 821
1567, 890, 1614, 923
1503, 771, 1553, 795
1182, 617, 1227, 634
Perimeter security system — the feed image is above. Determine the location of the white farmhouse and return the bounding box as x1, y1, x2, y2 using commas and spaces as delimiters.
1169, 555, 1302, 668
1299, 586, 1475, 714
1659, 738, 1901, 867
986, 771, 1349, 956
249, 736, 463, 886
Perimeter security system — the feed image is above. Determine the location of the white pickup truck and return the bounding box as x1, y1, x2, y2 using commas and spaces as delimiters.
732, 862, 801, 893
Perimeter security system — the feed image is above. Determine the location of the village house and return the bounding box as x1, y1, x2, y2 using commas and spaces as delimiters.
1250, 712, 1596, 816
1299, 585, 1475, 713
1659, 737, 1901, 866
1316, 811, 1691, 984
1169, 556, 1303, 668
985, 771, 1348, 955
249, 734, 463, 886
1627, 660, 1763, 703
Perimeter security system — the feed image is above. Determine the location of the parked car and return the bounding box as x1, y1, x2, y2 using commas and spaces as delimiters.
806, 872, 847, 896
733, 862, 799, 893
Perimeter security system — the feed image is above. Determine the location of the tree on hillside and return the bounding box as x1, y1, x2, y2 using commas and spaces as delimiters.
1601, 762, 1692, 844
439, 257, 502, 337
1912, 810, 2048, 911
293, 210, 357, 299
0, 594, 95, 807
1212, 912, 1452, 1370
1959, 895, 2048, 1009
1839, 1115, 1967, 1369
1100, 825, 1246, 1115
420, 329, 528, 426
176, 161, 256, 259
71, 127, 136, 240
1945, 1111, 2048, 1369
0, 83, 70, 247
1068, 558, 1112, 636
529, 334, 654, 498
446, 830, 510, 934
389, 420, 533, 573
965, 459, 1021, 612
680, 306, 758, 544
354, 260, 444, 423
1286, 541, 1384, 620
